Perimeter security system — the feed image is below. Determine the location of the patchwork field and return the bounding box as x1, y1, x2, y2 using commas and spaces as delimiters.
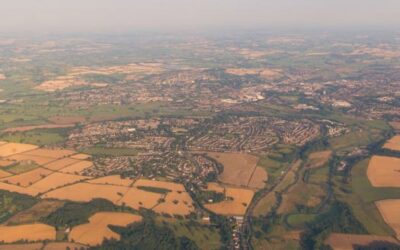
204, 183, 254, 216
325, 233, 400, 250
69, 212, 142, 246
367, 156, 400, 187
0, 242, 87, 250
383, 135, 400, 151
205, 152, 266, 188
42, 176, 195, 215
376, 200, 400, 239
0, 224, 56, 243
0, 142, 95, 196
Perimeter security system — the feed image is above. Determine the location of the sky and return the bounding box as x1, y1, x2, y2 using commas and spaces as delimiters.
1, 0, 400, 33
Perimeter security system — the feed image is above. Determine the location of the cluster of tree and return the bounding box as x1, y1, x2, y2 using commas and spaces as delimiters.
41, 199, 119, 228
300, 201, 367, 250
0, 190, 37, 224
92, 217, 198, 250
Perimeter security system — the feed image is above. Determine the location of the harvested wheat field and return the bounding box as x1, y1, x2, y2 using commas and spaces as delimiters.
1, 167, 53, 187
87, 175, 134, 187
153, 191, 194, 215
307, 150, 332, 168
117, 187, 162, 210
0, 224, 56, 243
24, 148, 75, 159
28, 172, 91, 194
0, 182, 36, 196
0, 170, 11, 178
69, 212, 142, 246
41, 182, 128, 203
204, 183, 254, 216
367, 156, 400, 187
383, 135, 400, 151
133, 178, 184, 191
7, 154, 54, 165
376, 200, 400, 239
0, 143, 38, 157
325, 233, 400, 250
59, 160, 93, 174
247, 166, 268, 189
205, 152, 260, 187
43, 157, 80, 170
0, 243, 44, 250
70, 153, 91, 160
0, 160, 15, 168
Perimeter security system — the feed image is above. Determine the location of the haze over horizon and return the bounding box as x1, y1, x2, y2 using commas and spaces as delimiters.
1, 0, 400, 33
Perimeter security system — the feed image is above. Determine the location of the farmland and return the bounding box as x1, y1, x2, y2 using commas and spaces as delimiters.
367, 156, 400, 188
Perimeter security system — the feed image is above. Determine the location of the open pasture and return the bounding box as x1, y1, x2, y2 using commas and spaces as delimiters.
367, 156, 400, 188
307, 150, 332, 168
69, 212, 142, 246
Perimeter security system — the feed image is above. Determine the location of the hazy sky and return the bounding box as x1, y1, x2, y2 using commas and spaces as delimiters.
1, 0, 400, 32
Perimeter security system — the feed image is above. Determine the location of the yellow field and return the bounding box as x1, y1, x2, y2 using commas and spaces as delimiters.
247, 166, 268, 189
0, 160, 15, 167
87, 175, 134, 187
0, 170, 11, 178
367, 156, 400, 187
41, 182, 128, 203
69, 212, 142, 246
7, 154, 54, 165
28, 172, 91, 194
70, 153, 91, 160
383, 135, 400, 151
117, 187, 161, 210
0, 243, 44, 250
59, 160, 93, 174
1, 168, 53, 187
153, 191, 194, 215
325, 233, 400, 249
44, 157, 80, 170
25, 148, 75, 159
133, 179, 185, 191
0, 224, 56, 243
204, 183, 254, 216
0, 143, 38, 157
307, 150, 332, 168
225, 68, 282, 79
376, 200, 400, 239
205, 152, 261, 187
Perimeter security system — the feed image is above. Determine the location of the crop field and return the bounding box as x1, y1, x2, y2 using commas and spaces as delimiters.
306, 150, 332, 168
43, 157, 80, 171
0, 223, 56, 243
25, 148, 75, 159
1, 168, 53, 187
0, 242, 87, 250
383, 135, 400, 151
376, 200, 400, 239
367, 156, 400, 188
58, 160, 93, 174
247, 166, 268, 189
0, 143, 38, 157
87, 175, 134, 186
205, 152, 265, 188
204, 183, 254, 216
69, 212, 142, 246
325, 233, 400, 249
41, 176, 194, 215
